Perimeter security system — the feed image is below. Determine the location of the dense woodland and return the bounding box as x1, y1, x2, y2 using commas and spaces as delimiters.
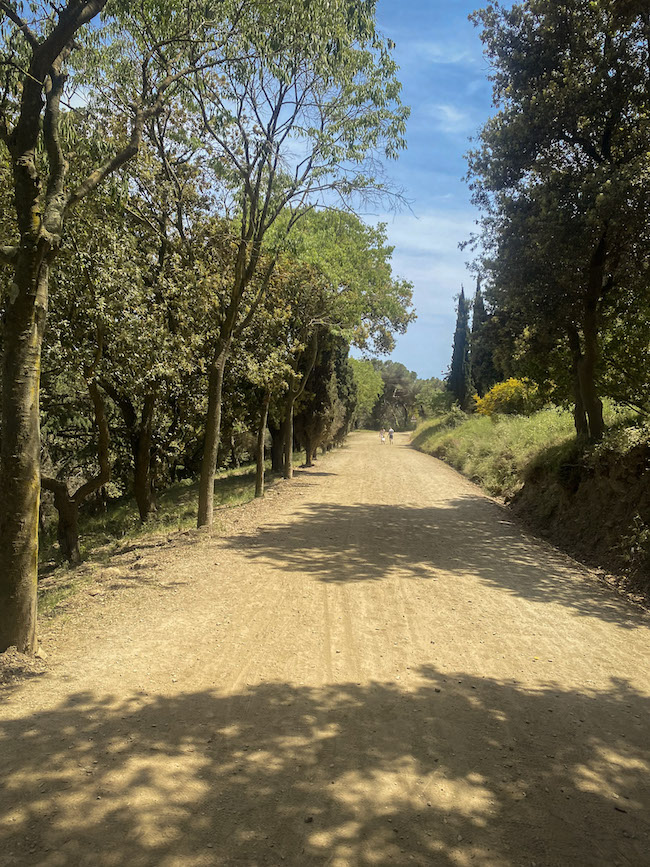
0, 0, 416, 653
447, 1, 650, 442
2, 0, 650, 654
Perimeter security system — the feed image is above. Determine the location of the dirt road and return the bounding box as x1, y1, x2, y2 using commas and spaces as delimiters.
1, 431, 649, 866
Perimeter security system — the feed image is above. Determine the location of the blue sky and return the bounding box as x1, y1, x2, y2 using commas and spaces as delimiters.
371, 0, 497, 379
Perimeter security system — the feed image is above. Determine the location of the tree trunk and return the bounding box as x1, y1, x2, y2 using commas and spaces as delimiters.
101, 381, 156, 523
578, 308, 604, 442
230, 435, 240, 468
132, 393, 157, 523
567, 327, 589, 440
304, 433, 313, 468
281, 329, 320, 482
0, 253, 49, 654
283, 400, 294, 480
41, 479, 81, 564
41, 379, 110, 564
197, 340, 231, 528
255, 391, 271, 498
269, 418, 284, 473
576, 234, 607, 442
57, 494, 79, 563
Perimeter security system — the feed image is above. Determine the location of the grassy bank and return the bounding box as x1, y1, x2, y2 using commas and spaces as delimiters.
37, 461, 285, 617
411, 403, 640, 499
41, 463, 267, 565
411, 407, 577, 498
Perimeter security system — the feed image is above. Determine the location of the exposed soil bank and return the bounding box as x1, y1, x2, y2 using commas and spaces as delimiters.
511, 442, 650, 595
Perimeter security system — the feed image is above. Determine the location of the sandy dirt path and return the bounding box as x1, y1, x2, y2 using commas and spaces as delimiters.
1, 431, 649, 867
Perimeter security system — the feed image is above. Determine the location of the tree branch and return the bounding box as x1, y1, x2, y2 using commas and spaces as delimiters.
67, 58, 216, 211
42, 55, 70, 241
66, 103, 147, 210
73, 379, 110, 504
0, 1, 40, 49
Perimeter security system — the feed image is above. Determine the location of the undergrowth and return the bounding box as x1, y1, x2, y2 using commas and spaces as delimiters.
37, 460, 290, 615
411, 402, 643, 499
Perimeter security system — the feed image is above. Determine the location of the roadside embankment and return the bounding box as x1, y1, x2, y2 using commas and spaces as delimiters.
412, 409, 650, 594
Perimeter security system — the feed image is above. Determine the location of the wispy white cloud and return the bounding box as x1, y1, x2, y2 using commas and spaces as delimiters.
412, 39, 479, 66
371, 208, 479, 376
376, 210, 478, 314
427, 103, 477, 136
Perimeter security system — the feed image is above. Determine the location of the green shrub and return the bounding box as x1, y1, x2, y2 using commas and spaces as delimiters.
474, 378, 544, 417
411, 406, 575, 498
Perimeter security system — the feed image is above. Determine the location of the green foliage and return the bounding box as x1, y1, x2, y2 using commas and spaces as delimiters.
467, 0, 650, 439
295, 337, 357, 455
414, 377, 446, 419
286, 211, 415, 353
370, 360, 420, 429
412, 407, 576, 497
1, 1, 416, 576
474, 378, 544, 417
350, 359, 384, 426
446, 289, 472, 410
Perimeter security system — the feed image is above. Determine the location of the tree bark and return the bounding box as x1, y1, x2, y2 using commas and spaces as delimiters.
0, 254, 49, 653
197, 339, 231, 527
132, 393, 157, 523
41, 379, 110, 564
283, 400, 294, 480
282, 330, 321, 481
578, 235, 607, 442
40, 478, 80, 564
100, 381, 156, 523
304, 433, 313, 468
269, 419, 285, 473
578, 307, 604, 441
255, 391, 271, 498
567, 327, 589, 440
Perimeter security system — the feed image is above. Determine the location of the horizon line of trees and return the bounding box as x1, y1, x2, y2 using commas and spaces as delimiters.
351, 358, 444, 429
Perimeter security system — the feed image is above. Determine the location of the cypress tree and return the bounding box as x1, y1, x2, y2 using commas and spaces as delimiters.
447, 288, 472, 409
470, 279, 499, 397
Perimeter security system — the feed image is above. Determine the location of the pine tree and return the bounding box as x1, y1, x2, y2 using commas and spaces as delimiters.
447, 288, 472, 409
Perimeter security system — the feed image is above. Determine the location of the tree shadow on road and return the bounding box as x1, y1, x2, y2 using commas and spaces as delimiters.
0, 666, 648, 866
223, 498, 647, 628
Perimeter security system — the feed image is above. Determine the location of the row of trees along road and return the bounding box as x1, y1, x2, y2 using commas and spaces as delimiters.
466, 0, 650, 439
0, 1, 414, 654
350, 358, 444, 429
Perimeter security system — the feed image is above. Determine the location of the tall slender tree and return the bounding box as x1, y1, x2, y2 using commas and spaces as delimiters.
192, 0, 409, 526
471, 279, 499, 397
447, 288, 472, 410
0, 1, 230, 653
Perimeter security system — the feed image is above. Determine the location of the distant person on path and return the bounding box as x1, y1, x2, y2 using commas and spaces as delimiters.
380, 428, 386, 444
388, 427, 394, 444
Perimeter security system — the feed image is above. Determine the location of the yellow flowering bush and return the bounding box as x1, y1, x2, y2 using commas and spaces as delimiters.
474, 378, 542, 417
